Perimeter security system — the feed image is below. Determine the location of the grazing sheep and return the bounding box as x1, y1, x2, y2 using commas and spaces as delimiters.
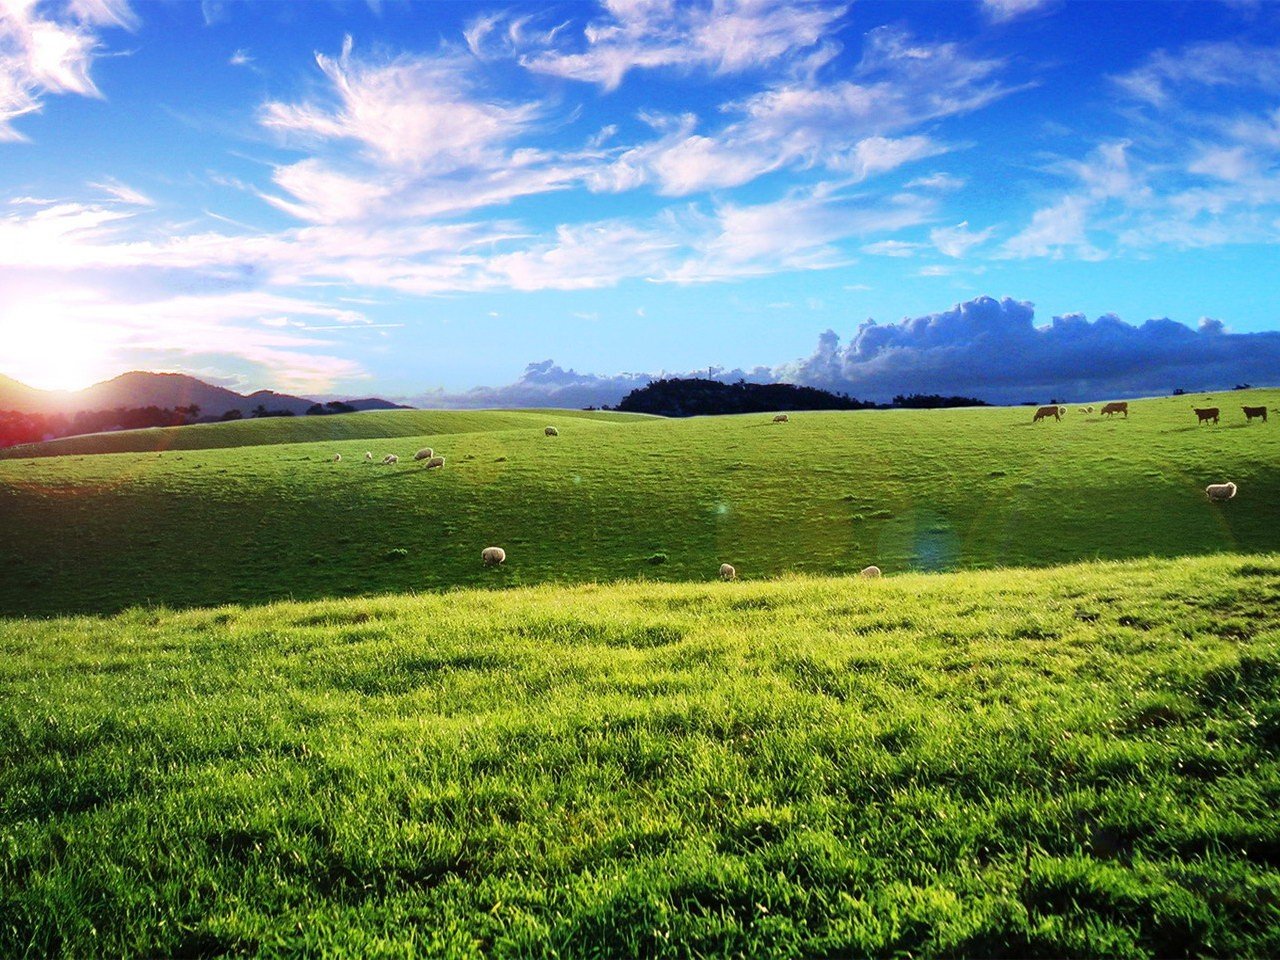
1033, 405, 1061, 423
1101, 402, 1128, 418
381, 454, 398, 465
860, 565, 882, 579
332, 453, 342, 462
773, 414, 789, 423
719, 563, 736, 581
425, 455, 445, 469
364, 451, 373, 461
1087, 406, 1094, 414
1205, 482, 1237, 502
1194, 407, 1220, 425
413, 447, 434, 461
545, 426, 559, 436
1078, 408, 1090, 414
1243, 405, 1268, 423
481, 546, 506, 566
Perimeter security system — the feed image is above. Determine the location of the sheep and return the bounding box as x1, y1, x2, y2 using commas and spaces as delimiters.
1205, 482, 1237, 502
332, 453, 342, 462
773, 414, 789, 423
481, 546, 506, 566
1087, 406, 1094, 414
364, 451, 373, 461
860, 565, 882, 579
1100, 402, 1128, 418
1194, 407, 1220, 425
381, 454, 398, 465
413, 447, 434, 461
1033, 405, 1061, 422
424, 455, 445, 469
545, 426, 559, 436
1243, 405, 1268, 423
719, 563, 736, 581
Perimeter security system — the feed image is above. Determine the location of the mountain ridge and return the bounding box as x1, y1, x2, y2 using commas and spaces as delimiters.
0, 370, 409, 417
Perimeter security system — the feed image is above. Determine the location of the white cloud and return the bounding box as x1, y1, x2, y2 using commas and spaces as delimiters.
1001, 194, 1098, 259
471, 0, 846, 91
982, 0, 1055, 23
0, 0, 134, 141
89, 177, 152, 206
930, 220, 994, 258
261, 35, 540, 173
588, 28, 1012, 196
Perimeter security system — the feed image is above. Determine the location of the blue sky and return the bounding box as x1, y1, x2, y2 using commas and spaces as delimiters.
1, 0, 1279, 404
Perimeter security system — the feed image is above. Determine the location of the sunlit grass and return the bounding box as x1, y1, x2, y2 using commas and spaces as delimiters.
2, 554, 1278, 957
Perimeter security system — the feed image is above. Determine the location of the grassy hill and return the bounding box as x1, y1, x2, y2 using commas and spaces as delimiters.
0, 390, 1276, 616
3, 554, 1278, 957
1, 408, 652, 458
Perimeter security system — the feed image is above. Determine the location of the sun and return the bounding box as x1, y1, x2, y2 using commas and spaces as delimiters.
0, 307, 118, 392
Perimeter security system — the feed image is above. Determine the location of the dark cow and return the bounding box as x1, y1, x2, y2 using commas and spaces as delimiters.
1033, 405, 1062, 423
1100, 401, 1129, 418
1243, 405, 1268, 423
1194, 407, 1220, 425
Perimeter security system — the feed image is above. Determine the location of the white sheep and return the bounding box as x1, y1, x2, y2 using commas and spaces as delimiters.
719, 563, 736, 581
332, 453, 342, 462
413, 447, 434, 461
1205, 482, 1237, 502
382, 454, 398, 465
545, 426, 559, 436
860, 565, 882, 579
364, 451, 373, 461
481, 546, 506, 566
425, 455, 445, 469
773, 414, 789, 423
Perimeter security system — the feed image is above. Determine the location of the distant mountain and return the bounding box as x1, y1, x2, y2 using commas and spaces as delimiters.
0, 371, 408, 418
311, 396, 411, 412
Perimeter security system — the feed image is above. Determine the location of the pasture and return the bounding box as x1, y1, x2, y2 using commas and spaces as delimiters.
2, 554, 1278, 957
0, 390, 1277, 616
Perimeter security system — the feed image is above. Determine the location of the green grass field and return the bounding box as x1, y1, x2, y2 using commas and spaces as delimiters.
3, 392, 1278, 956
1, 390, 1276, 616
3, 555, 1278, 957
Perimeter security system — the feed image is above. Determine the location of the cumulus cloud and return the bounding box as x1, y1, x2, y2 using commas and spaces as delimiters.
419, 296, 1280, 409
778, 295, 1280, 402
0, 0, 134, 140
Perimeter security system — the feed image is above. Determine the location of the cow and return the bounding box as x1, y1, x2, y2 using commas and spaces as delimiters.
1194, 407, 1220, 425
1033, 405, 1062, 423
1243, 405, 1268, 423
1100, 401, 1129, 419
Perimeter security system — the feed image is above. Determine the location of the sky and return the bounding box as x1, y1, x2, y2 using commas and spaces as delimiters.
1, 0, 1279, 406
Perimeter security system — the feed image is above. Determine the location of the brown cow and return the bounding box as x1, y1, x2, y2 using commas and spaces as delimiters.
1194, 407, 1220, 425
1243, 405, 1268, 423
1100, 401, 1129, 418
1033, 405, 1061, 422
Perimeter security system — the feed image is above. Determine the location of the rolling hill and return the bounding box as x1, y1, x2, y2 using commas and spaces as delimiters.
0, 389, 1276, 616
0, 407, 652, 458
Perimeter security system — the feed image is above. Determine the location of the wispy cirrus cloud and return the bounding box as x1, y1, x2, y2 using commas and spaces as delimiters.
586, 26, 1016, 196
467, 0, 847, 91
0, 0, 133, 141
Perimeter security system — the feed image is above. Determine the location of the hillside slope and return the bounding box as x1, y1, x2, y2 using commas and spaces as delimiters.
1, 408, 652, 458
3, 554, 1278, 957
0, 390, 1276, 615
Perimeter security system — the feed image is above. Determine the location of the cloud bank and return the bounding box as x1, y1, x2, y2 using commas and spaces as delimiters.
412, 296, 1280, 408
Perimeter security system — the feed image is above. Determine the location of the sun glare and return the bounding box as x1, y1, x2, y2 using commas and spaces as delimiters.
1, 310, 117, 392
